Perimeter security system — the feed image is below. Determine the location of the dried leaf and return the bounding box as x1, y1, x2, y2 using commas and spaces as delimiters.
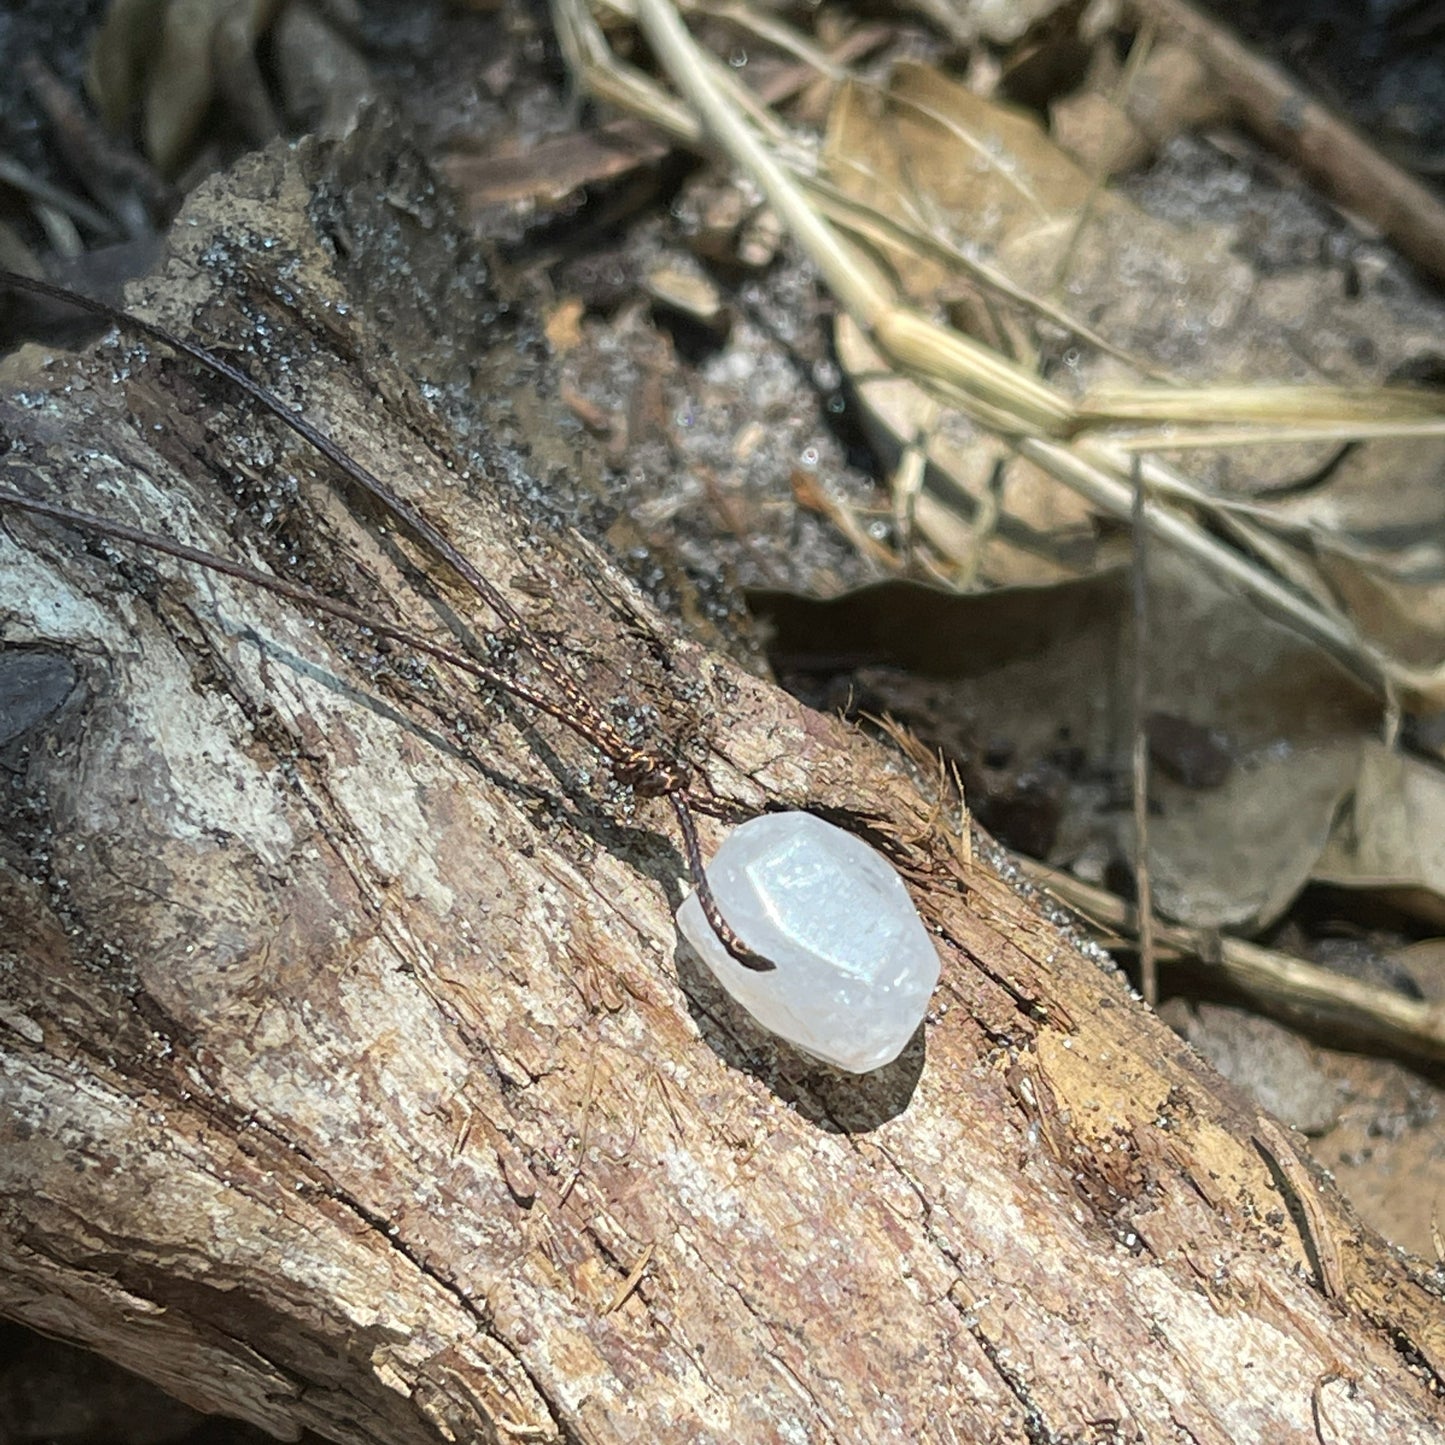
1313, 533, 1445, 671
87, 0, 169, 133
759, 551, 1379, 930
836, 313, 1098, 585
271, 0, 373, 138
1314, 744, 1445, 927
86, 0, 362, 177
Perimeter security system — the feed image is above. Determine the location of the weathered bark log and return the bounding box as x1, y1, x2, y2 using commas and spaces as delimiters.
1, 128, 1443, 1444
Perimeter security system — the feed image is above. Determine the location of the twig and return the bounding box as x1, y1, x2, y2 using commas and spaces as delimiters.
1129, 459, 1157, 1006
1021, 435, 1403, 702
1132, 0, 1445, 289
21, 55, 174, 235
1019, 858, 1445, 1064
0, 154, 120, 241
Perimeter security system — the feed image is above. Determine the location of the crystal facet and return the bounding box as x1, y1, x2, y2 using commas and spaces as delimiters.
676, 812, 940, 1073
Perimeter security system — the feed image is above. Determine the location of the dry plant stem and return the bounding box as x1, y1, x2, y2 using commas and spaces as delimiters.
1130, 461, 1158, 1007
587, 0, 1445, 452
1077, 385, 1445, 429
571, 0, 1445, 409
1022, 860, 1445, 1064
1133, 0, 1445, 289
1049, 19, 1156, 296
1102, 421, 1445, 449
603, 0, 1161, 371
1029, 435, 1394, 697
628, 0, 889, 325
0, 269, 770, 974
625, 0, 1078, 437
810, 177, 1163, 376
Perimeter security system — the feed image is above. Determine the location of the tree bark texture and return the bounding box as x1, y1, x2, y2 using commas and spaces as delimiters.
1, 129, 1443, 1444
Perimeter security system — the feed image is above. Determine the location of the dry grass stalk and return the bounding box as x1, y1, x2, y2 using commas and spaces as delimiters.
1024, 860, 1445, 1066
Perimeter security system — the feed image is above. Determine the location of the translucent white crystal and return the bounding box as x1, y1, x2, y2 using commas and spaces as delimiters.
676, 812, 940, 1073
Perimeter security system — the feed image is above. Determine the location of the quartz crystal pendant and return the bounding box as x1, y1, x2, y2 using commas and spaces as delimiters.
676, 812, 940, 1073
